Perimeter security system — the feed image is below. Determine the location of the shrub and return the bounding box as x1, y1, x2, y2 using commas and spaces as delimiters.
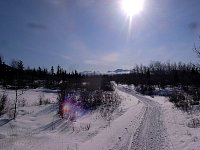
101, 81, 115, 91
38, 93, 51, 105
99, 92, 121, 119
80, 123, 91, 131
135, 85, 155, 95
0, 93, 8, 115
80, 90, 103, 110
57, 80, 121, 119
187, 118, 200, 128
18, 98, 27, 107
38, 93, 45, 105
169, 92, 190, 112
44, 98, 51, 105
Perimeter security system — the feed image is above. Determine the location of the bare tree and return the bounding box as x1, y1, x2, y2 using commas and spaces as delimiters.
10, 59, 25, 119
13, 88, 26, 119
0, 93, 7, 115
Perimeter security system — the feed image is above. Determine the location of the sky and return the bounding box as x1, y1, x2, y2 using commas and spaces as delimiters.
0, 0, 200, 73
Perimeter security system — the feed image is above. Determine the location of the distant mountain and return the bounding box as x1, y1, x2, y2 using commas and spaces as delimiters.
80, 69, 130, 75
107, 69, 130, 74
80, 71, 101, 76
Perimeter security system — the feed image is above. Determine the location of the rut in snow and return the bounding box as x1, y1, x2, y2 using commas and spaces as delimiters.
118, 88, 172, 150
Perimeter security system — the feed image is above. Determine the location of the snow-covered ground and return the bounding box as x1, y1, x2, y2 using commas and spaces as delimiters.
0, 88, 58, 106
0, 87, 142, 150
1, 85, 200, 150
146, 96, 200, 150
80, 89, 143, 150
118, 86, 171, 150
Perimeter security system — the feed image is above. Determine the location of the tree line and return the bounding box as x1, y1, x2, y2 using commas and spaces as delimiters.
1, 52, 200, 115
0, 55, 200, 89
112, 61, 200, 87
0, 57, 82, 89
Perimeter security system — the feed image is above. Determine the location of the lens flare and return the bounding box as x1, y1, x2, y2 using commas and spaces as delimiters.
62, 95, 86, 120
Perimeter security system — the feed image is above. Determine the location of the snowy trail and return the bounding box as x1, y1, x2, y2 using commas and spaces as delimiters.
80, 89, 145, 150
130, 95, 170, 150
80, 87, 172, 150
0, 87, 174, 150
119, 87, 172, 150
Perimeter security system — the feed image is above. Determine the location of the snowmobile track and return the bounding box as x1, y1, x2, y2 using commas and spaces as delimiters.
118, 88, 172, 150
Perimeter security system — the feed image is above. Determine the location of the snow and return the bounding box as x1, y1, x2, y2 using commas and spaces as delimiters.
80, 89, 142, 150
0, 88, 58, 106
107, 69, 130, 75
146, 95, 200, 150
1, 86, 200, 150
117, 84, 200, 150
0, 87, 142, 150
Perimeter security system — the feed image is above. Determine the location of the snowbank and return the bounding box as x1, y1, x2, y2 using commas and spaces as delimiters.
149, 96, 200, 150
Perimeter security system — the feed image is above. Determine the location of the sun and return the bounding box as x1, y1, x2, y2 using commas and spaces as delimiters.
121, 0, 144, 17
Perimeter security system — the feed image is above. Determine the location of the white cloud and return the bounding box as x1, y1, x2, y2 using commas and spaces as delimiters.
84, 52, 120, 66
101, 52, 120, 63
62, 55, 71, 60
84, 59, 99, 65
69, 40, 89, 53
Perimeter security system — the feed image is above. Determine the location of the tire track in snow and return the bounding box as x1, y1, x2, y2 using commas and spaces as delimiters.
111, 106, 147, 150
118, 87, 172, 150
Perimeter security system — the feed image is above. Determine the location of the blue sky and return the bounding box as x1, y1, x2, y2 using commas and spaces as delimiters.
0, 0, 200, 72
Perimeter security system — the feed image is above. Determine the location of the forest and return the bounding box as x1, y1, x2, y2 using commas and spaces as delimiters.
0, 51, 200, 114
